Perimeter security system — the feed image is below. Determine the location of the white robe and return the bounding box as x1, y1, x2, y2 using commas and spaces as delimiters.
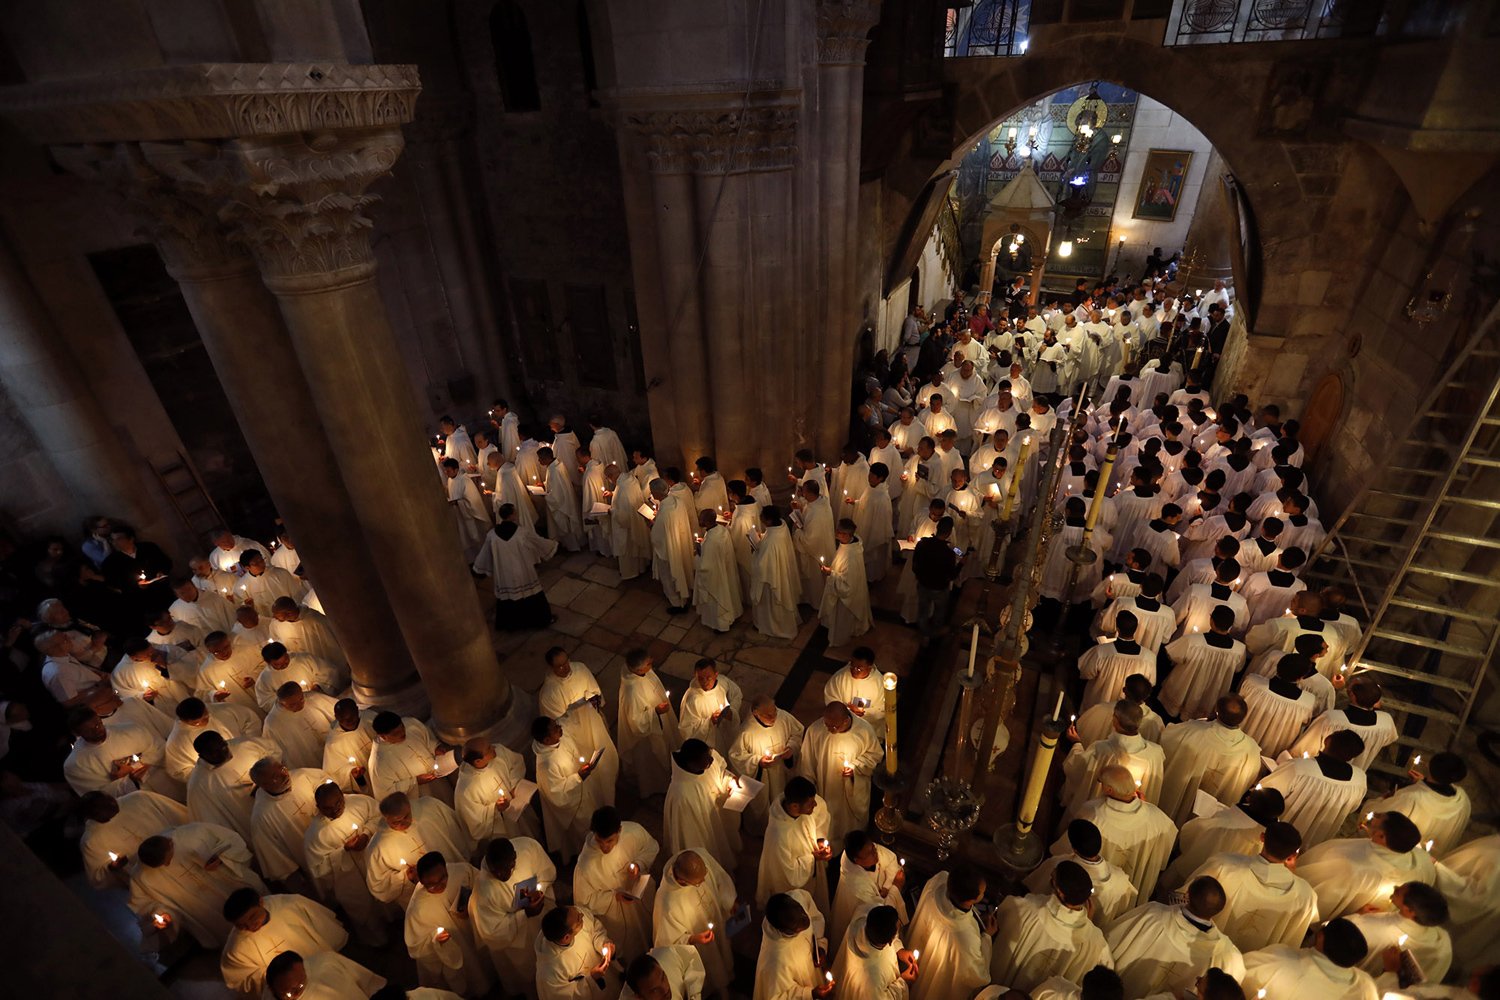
495, 460, 540, 529
1295, 837, 1437, 919
111, 651, 194, 715
663, 751, 741, 873
289, 951, 386, 1000
262, 691, 339, 769
756, 794, 832, 912
618, 670, 678, 798
831, 913, 909, 1000
80, 790, 188, 889
1288, 709, 1397, 772
1161, 632, 1244, 719
322, 711, 376, 792
64, 720, 177, 801
267, 609, 346, 672
1258, 757, 1368, 848
824, 665, 887, 726
194, 643, 266, 716
1061, 732, 1165, 816
852, 484, 895, 582
448, 471, 493, 560
752, 888, 827, 1000
726, 500, 761, 596
1105, 902, 1243, 999
538, 667, 619, 798
235, 565, 308, 615
751, 524, 802, 639
185, 736, 283, 841
574, 823, 660, 962
794, 495, 837, 609
1077, 640, 1157, 712
621, 945, 706, 1000
254, 653, 342, 713
364, 798, 470, 907
1432, 833, 1499, 978
170, 591, 237, 635
472, 838, 556, 999
221, 892, 347, 996
369, 718, 448, 803
1241, 944, 1378, 1000
249, 766, 325, 881
533, 732, 612, 861
1157, 720, 1262, 827
991, 893, 1114, 992
303, 793, 391, 945
1239, 674, 1317, 758
405, 860, 494, 997
1188, 852, 1320, 953
1062, 795, 1176, 904
679, 675, 743, 760
164, 705, 261, 784
454, 749, 539, 847
1370, 780, 1470, 859
534, 906, 620, 1000
905, 872, 992, 1000
474, 522, 556, 602
127, 821, 267, 948
1170, 582, 1250, 638
728, 712, 806, 832
1161, 806, 1269, 892
1024, 853, 1136, 930
1073, 700, 1163, 747
545, 461, 585, 551
1347, 911, 1451, 984
652, 489, 697, 606
654, 849, 738, 994
818, 540, 873, 647
831, 842, 909, 951
609, 472, 652, 580
581, 459, 613, 556
694, 526, 744, 631
589, 426, 628, 470
797, 716, 883, 852
1097, 595, 1177, 652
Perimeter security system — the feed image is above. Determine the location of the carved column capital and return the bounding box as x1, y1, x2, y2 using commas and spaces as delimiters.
816, 0, 881, 65
51, 141, 251, 279
220, 127, 405, 289
623, 102, 799, 175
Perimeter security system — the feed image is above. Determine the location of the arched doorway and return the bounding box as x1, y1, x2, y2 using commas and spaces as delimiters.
1300, 372, 1347, 464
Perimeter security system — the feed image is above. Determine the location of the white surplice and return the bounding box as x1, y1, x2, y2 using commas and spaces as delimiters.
618, 669, 678, 798
831, 912, 909, 1000
1258, 757, 1368, 849
262, 690, 339, 769
1239, 674, 1318, 758
818, 539, 873, 647
756, 794, 831, 913
664, 750, 742, 873
534, 905, 620, 1000
1105, 901, 1243, 999
751, 523, 802, 638
574, 823, 660, 961
128, 821, 267, 948
830, 842, 909, 952
1157, 720, 1263, 827
302, 792, 391, 945
797, 715, 883, 851
472, 837, 556, 999
454, 747, 539, 847
727, 711, 805, 832
1160, 633, 1245, 721
364, 797, 470, 907
221, 892, 347, 995
538, 665, 619, 797
694, 524, 744, 631
249, 766, 325, 881
405, 860, 494, 997
905, 872, 992, 1000
654, 849, 738, 994
533, 729, 612, 861
679, 674, 744, 760
80, 789, 188, 889
751, 888, 827, 1000
1062, 795, 1177, 904
1295, 836, 1437, 919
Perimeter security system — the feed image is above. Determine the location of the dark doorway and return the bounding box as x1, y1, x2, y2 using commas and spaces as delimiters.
87, 245, 275, 535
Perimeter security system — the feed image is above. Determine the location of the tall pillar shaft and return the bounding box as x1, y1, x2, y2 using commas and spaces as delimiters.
222, 128, 518, 742
0, 236, 159, 532
653, 168, 714, 465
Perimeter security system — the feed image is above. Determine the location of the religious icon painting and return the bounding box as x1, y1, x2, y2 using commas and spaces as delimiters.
1131, 149, 1195, 223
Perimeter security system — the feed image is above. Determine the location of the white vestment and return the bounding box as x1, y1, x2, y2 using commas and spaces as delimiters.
751, 888, 827, 1000
454, 748, 539, 846
1105, 902, 1243, 999
621, 945, 705, 1000
991, 893, 1114, 992
262, 691, 339, 769
447, 471, 493, 560
249, 766, 325, 881
610, 472, 652, 579
127, 821, 267, 948
1024, 853, 1136, 929
267, 609, 346, 672
831, 912, 909, 1000
574, 823, 661, 961
369, 718, 448, 803
905, 872, 993, 1000
794, 495, 837, 608
1157, 720, 1262, 826
538, 666, 619, 797
289, 951, 386, 1000
164, 704, 260, 784
751, 524, 802, 638
533, 731, 612, 861
364, 798, 470, 907
618, 669, 678, 798
1077, 639, 1157, 712
472, 838, 556, 1000
303, 792, 391, 945
535, 906, 620, 1000
322, 711, 376, 792
1062, 795, 1177, 904
1348, 911, 1451, 984
797, 716, 883, 851
1162, 805, 1269, 892
1371, 780, 1470, 859
680, 674, 743, 761
221, 892, 347, 995
664, 750, 742, 873
1239, 674, 1317, 757
1288, 708, 1397, 771
853, 485, 895, 582
654, 849, 738, 994
254, 653, 342, 713
80, 790, 188, 889
1062, 732, 1165, 816
405, 860, 494, 997
1241, 944, 1378, 1000
756, 794, 832, 913
1187, 852, 1319, 952
185, 735, 283, 841
818, 540, 873, 647
694, 526, 744, 631
824, 665, 887, 726
728, 712, 806, 832
1160, 634, 1245, 721
831, 843, 909, 951
652, 490, 697, 607
1258, 757, 1368, 848
545, 461, 585, 551
1433, 833, 1500, 978
1296, 836, 1437, 919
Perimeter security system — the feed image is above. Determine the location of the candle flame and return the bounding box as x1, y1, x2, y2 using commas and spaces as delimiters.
826, 972, 835, 983
707, 922, 714, 930
108, 851, 119, 861
1398, 933, 1409, 948
912, 949, 920, 961
1426, 839, 1434, 852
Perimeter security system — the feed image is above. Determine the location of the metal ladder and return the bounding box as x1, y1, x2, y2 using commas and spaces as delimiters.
1305, 303, 1500, 778
150, 450, 224, 539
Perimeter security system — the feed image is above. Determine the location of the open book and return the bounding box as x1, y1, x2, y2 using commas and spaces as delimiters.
724, 774, 765, 813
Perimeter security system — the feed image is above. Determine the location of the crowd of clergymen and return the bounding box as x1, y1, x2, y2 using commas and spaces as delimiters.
26, 286, 1500, 1000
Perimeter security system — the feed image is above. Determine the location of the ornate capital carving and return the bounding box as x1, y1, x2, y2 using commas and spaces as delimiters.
50, 141, 250, 278
816, 0, 881, 65
221, 128, 405, 286
623, 102, 799, 175
0, 63, 420, 145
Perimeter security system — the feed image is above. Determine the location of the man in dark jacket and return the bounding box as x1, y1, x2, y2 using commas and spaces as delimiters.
911, 516, 965, 640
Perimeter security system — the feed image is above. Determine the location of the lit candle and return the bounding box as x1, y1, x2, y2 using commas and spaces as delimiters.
347, 756, 356, 764
912, 949, 921, 961
1412, 754, 1422, 767
882, 672, 899, 776
579, 757, 587, 765
108, 851, 119, 862
706, 921, 715, 931
1398, 933, 1409, 948
1191, 347, 1203, 371
152, 912, 167, 928
966, 623, 979, 679
825, 972, 835, 985
434, 926, 446, 941
400, 858, 408, 866
1425, 839, 1434, 852
1000, 435, 1033, 520
1052, 692, 1063, 721
351, 821, 359, 831
218, 681, 227, 690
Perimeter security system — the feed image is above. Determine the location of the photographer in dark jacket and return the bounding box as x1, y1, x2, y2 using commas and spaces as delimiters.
911, 516, 965, 640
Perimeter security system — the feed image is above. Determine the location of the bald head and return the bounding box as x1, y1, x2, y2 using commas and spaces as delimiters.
1215, 694, 1248, 728
1099, 764, 1136, 800
672, 850, 708, 885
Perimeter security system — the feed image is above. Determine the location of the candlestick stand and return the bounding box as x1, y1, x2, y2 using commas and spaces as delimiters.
873, 767, 908, 845
992, 716, 1065, 876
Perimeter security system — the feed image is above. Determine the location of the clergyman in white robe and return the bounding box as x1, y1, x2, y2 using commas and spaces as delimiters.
693, 519, 744, 631
751, 517, 801, 639
1156, 703, 1263, 827
797, 706, 882, 852
905, 869, 994, 1000
663, 742, 742, 873
818, 533, 873, 648
128, 821, 268, 948
617, 654, 678, 799
574, 818, 660, 964
653, 849, 739, 996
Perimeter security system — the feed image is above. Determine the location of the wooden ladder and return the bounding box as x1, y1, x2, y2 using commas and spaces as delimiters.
150, 450, 224, 541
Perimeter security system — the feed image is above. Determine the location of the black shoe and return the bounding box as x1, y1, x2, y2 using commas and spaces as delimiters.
667, 605, 689, 615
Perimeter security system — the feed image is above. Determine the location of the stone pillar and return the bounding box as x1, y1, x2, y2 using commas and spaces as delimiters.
56, 140, 427, 714
1181, 149, 1235, 287
219, 127, 519, 743
814, 0, 881, 458
0, 236, 159, 533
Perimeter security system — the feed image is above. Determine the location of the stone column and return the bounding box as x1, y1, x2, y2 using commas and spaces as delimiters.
1181, 149, 1235, 286
220, 127, 520, 743
814, 0, 881, 458
0, 237, 159, 532
54, 140, 426, 714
